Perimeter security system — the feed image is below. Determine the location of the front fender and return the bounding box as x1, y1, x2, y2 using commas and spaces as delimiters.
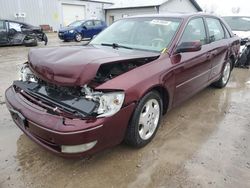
95, 56, 175, 108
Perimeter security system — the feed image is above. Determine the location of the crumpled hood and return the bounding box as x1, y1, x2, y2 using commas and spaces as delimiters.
28, 45, 159, 86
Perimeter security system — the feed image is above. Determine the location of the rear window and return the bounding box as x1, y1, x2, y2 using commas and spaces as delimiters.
0, 20, 6, 31
206, 18, 225, 42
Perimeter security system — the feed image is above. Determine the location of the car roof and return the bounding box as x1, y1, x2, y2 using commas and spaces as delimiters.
130, 12, 217, 19
1, 19, 32, 26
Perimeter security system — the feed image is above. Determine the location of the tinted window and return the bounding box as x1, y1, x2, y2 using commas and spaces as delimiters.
85, 21, 94, 27
94, 20, 102, 26
206, 18, 225, 42
180, 18, 207, 45
0, 20, 6, 31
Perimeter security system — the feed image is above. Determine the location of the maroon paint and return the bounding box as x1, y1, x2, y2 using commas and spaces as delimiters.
5, 13, 240, 157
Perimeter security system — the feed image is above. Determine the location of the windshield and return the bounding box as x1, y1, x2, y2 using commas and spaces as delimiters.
68, 20, 85, 27
90, 17, 182, 52
223, 16, 250, 31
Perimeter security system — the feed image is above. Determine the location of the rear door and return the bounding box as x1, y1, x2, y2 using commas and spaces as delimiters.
204, 17, 229, 80
173, 17, 212, 106
0, 20, 8, 44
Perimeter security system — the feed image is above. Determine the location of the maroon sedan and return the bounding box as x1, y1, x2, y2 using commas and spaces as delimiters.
5, 13, 240, 157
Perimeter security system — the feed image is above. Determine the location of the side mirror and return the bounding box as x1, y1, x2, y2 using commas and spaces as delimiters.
82, 25, 87, 30
176, 41, 202, 53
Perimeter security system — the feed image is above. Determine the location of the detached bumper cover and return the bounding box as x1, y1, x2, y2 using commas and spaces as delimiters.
5, 86, 135, 157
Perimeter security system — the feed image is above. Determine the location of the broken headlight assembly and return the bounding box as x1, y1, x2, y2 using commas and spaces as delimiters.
96, 92, 125, 117
19, 64, 37, 83
82, 85, 125, 118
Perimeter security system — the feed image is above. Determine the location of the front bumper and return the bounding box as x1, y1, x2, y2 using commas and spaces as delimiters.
58, 32, 75, 41
5, 86, 135, 158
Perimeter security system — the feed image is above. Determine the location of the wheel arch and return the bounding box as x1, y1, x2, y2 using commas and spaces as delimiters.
139, 85, 170, 115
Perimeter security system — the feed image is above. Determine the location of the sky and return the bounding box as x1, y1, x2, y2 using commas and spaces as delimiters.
110, 0, 250, 16
197, 0, 249, 16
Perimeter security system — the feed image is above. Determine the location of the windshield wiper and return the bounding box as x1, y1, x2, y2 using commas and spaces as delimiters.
101, 43, 133, 50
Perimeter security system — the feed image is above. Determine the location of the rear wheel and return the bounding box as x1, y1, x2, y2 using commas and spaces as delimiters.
212, 60, 232, 88
75, 33, 82, 42
124, 91, 163, 147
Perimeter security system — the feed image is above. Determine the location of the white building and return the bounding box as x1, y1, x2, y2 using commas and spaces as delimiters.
0, 0, 202, 30
0, 0, 113, 31
105, 0, 202, 25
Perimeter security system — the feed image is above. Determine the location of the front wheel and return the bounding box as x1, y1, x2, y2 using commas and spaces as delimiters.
75, 33, 82, 42
124, 91, 163, 147
212, 60, 232, 88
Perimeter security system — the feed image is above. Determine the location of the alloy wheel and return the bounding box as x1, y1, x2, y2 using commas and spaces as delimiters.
138, 99, 160, 140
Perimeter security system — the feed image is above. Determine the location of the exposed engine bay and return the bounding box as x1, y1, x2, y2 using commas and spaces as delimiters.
17, 56, 157, 119
93, 57, 158, 83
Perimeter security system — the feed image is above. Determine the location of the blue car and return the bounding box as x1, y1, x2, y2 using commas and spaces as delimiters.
58, 19, 107, 42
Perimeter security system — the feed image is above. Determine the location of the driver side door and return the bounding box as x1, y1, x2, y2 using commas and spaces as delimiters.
8, 21, 25, 44
173, 17, 212, 106
0, 20, 8, 44
82, 20, 95, 38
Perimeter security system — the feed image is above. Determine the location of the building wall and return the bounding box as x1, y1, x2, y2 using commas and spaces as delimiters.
0, 0, 110, 31
159, 0, 198, 13
105, 0, 199, 26
0, 0, 60, 30
59, 0, 107, 27
105, 7, 157, 25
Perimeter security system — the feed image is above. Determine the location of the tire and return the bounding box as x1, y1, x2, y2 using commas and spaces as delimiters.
23, 37, 38, 47
124, 91, 163, 147
75, 33, 82, 42
212, 60, 232, 88
43, 34, 48, 45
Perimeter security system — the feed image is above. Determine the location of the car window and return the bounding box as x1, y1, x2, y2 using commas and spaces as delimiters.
0, 20, 6, 31
9, 22, 22, 32
90, 17, 181, 52
94, 20, 102, 26
84, 21, 94, 27
68, 20, 85, 27
206, 18, 225, 42
180, 18, 207, 45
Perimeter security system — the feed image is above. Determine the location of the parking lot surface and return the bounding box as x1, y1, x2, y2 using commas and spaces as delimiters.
0, 33, 250, 188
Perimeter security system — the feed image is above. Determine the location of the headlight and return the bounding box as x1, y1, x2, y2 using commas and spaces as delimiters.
19, 64, 37, 82
69, 30, 74, 33
97, 92, 125, 117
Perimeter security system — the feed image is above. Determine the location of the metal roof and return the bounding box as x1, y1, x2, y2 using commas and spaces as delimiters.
105, 0, 202, 11
83, 0, 113, 4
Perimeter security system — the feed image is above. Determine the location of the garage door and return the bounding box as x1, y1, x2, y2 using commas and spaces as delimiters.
62, 4, 85, 26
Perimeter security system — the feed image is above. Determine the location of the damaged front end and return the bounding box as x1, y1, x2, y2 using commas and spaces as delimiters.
17, 64, 125, 119
235, 39, 250, 69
